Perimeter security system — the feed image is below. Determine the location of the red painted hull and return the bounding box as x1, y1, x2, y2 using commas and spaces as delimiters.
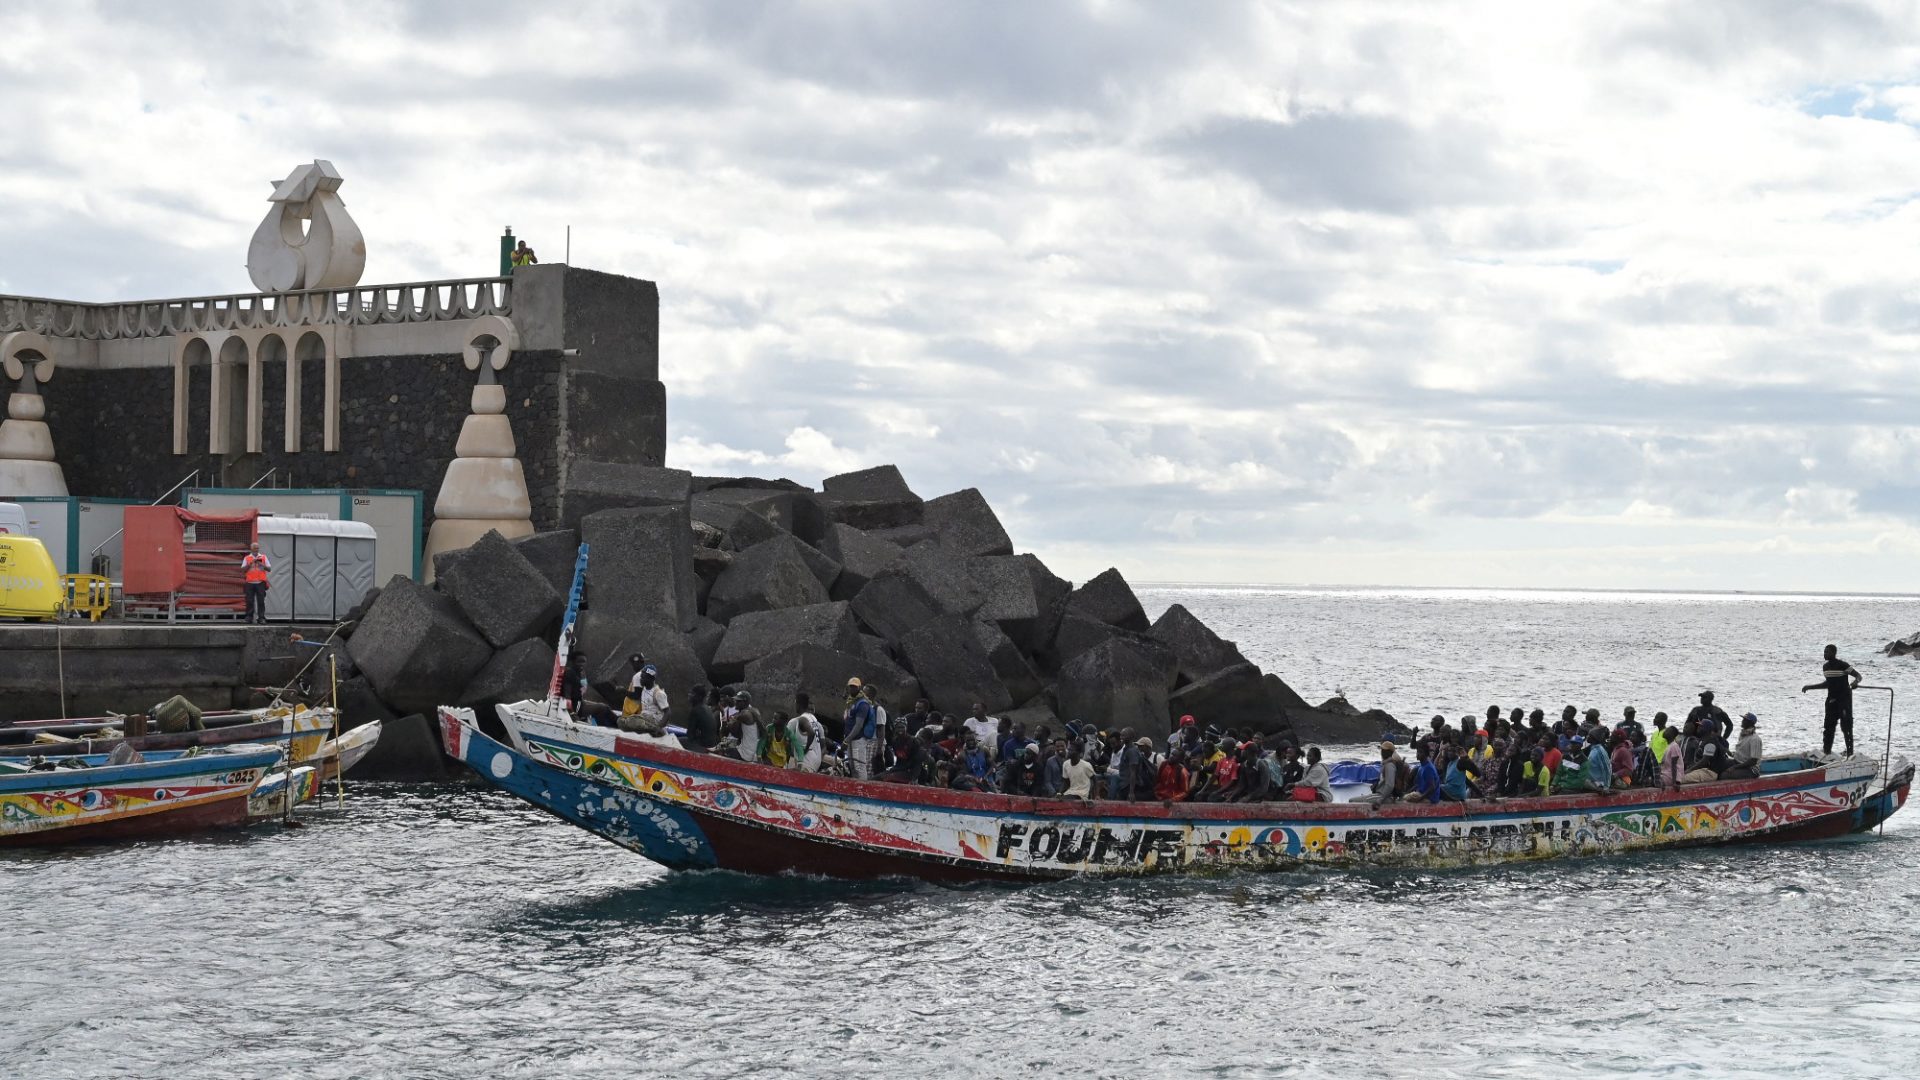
0, 790, 253, 848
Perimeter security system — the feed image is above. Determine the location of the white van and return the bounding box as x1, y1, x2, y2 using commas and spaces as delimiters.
0, 502, 28, 537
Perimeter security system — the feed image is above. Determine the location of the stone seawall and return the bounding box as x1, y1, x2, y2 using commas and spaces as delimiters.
0, 624, 334, 721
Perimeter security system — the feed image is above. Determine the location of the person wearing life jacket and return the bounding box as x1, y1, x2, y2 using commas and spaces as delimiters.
240, 542, 272, 624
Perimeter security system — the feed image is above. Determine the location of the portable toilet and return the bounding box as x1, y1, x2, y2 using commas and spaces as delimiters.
255, 517, 378, 622
0, 534, 62, 621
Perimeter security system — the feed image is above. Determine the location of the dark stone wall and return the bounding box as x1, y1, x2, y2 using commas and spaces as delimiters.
44, 352, 566, 530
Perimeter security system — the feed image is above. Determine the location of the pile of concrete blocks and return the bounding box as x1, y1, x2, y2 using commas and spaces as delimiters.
339, 464, 1404, 776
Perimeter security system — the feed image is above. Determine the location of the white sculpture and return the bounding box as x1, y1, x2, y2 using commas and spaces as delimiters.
246, 160, 366, 294
0, 331, 68, 497
422, 316, 534, 579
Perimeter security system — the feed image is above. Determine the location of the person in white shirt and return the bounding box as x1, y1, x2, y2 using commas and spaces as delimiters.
787, 692, 825, 772
1060, 741, 1097, 799
1723, 713, 1764, 779
620, 665, 669, 732
963, 702, 999, 751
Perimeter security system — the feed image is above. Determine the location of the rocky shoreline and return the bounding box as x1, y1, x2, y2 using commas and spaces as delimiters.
338, 464, 1410, 761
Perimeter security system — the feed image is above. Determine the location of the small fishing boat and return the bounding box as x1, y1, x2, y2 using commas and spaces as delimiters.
313, 720, 383, 785
0, 707, 339, 763
245, 722, 385, 821
440, 544, 1916, 882
0, 745, 286, 846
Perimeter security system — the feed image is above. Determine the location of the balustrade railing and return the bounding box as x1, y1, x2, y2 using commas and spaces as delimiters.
0, 276, 513, 341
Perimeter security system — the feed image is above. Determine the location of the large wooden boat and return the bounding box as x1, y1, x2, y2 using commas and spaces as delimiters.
442, 703, 1913, 882
0, 745, 285, 846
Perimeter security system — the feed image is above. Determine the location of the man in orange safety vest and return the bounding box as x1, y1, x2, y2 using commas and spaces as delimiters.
241, 542, 272, 624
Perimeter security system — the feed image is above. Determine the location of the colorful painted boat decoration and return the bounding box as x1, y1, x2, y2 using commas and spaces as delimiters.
0, 745, 285, 846
247, 765, 321, 821
440, 709, 714, 868
446, 702, 1914, 882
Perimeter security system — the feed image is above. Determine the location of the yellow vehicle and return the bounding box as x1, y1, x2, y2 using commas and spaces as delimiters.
0, 534, 62, 621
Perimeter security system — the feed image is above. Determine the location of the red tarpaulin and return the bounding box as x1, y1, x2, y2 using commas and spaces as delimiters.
122, 507, 257, 603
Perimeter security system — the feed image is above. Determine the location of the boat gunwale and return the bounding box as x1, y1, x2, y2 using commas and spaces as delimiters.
513, 713, 1894, 827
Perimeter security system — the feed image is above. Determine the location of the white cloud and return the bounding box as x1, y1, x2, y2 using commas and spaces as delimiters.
9, 1, 1920, 589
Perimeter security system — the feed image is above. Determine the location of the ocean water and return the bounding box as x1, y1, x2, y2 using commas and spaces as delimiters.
7, 587, 1920, 1080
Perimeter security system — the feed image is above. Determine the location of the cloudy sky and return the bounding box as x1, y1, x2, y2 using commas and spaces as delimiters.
8, 1, 1920, 592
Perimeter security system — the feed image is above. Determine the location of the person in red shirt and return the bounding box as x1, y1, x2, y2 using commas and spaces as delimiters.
1154, 750, 1190, 801
1541, 742, 1564, 795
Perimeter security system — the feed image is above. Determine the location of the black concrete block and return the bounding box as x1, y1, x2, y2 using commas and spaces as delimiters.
819, 524, 902, 601
742, 643, 922, 717
437, 529, 566, 649
923, 487, 1013, 558
710, 601, 862, 684
822, 465, 924, 530
1166, 661, 1282, 734
1149, 603, 1249, 685
347, 576, 494, 716
973, 619, 1043, 706
1064, 567, 1150, 632
580, 504, 697, 632
461, 637, 557, 712
510, 529, 583, 596
691, 495, 783, 551
705, 535, 832, 624
849, 571, 945, 645
559, 459, 691, 532
898, 613, 1012, 713
1052, 635, 1180, 740
350, 712, 450, 781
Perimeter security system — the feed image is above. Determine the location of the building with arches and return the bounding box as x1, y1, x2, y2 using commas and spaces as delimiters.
0, 264, 666, 565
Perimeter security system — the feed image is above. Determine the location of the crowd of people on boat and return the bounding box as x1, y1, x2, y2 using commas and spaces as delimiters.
584, 644, 1867, 805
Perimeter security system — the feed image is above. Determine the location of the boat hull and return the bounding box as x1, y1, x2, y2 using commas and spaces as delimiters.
502, 711, 1911, 882
0, 747, 284, 847
439, 709, 716, 869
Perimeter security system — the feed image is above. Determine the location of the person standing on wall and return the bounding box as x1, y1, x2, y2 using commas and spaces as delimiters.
510, 240, 538, 272
240, 542, 271, 624
1803, 643, 1863, 757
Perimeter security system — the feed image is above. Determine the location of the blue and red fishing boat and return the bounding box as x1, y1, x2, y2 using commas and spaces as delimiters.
0, 745, 285, 846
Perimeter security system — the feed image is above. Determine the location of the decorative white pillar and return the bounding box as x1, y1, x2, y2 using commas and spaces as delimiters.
0, 331, 68, 497
421, 315, 533, 579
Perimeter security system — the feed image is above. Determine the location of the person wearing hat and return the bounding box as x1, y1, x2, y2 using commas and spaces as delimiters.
620, 663, 668, 733
1722, 714, 1764, 779
841, 677, 877, 780
1803, 643, 1863, 757
721, 690, 763, 762
1357, 740, 1404, 805
1688, 691, 1733, 743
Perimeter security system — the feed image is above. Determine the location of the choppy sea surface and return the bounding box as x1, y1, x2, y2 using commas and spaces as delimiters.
8, 586, 1920, 1080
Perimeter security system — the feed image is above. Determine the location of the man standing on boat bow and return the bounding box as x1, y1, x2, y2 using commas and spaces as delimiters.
1803, 644, 1862, 757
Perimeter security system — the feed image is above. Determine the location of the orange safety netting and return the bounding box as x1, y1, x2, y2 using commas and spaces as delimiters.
122, 507, 258, 610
